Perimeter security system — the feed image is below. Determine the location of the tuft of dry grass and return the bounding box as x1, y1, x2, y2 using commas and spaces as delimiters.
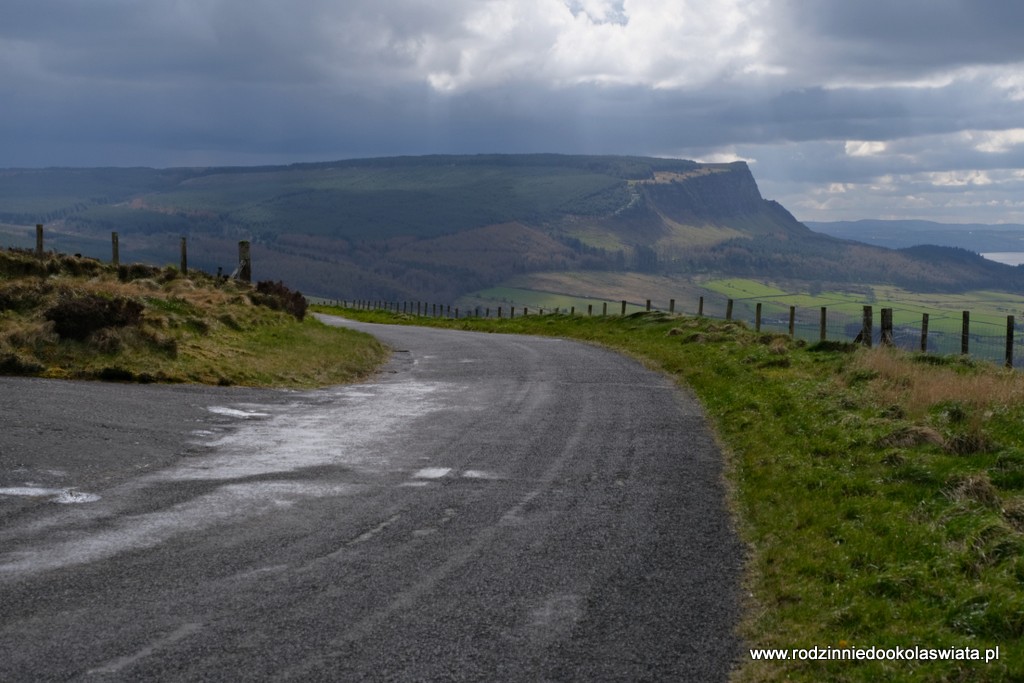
1003, 499, 1024, 532
945, 472, 1002, 509
876, 424, 945, 449
850, 347, 1024, 419
0, 316, 58, 352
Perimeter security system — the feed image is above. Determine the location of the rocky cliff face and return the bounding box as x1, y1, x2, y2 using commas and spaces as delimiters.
637, 162, 810, 238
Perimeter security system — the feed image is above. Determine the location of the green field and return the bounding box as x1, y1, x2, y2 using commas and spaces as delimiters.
466, 274, 1024, 365
703, 278, 1024, 333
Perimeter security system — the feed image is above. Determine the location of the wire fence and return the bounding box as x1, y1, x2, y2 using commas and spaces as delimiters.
312, 294, 1022, 370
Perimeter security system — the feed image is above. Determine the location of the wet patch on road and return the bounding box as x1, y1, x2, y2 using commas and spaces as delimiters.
0, 487, 101, 504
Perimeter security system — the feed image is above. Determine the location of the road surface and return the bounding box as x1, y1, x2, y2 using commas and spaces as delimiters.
0, 314, 742, 680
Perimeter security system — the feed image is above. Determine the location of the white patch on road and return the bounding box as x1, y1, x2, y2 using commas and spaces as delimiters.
0, 379, 464, 575
461, 470, 500, 480
0, 487, 101, 504
52, 490, 102, 504
0, 482, 361, 574
0, 487, 57, 498
173, 380, 455, 481
207, 406, 271, 419
346, 514, 401, 547
412, 467, 451, 479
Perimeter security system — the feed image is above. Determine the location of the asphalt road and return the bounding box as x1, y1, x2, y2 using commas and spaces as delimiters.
0, 314, 743, 681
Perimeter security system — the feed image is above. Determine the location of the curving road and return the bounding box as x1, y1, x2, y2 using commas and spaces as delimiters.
0, 314, 742, 681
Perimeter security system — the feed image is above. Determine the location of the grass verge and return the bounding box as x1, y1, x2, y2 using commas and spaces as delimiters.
0, 249, 387, 388
316, 304, 1024, 682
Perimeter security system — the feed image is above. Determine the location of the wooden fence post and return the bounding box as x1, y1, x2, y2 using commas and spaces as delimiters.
511, 307, 515, 319
755, 303, 762, 332
726, 299, 733, 321
602, 302, 607, 316
35, 224, 44, 257
646, 299, 651, 312
861, 306, 873, 347
237, 241, 251, 282
669, 298, 675, 314
180, 237, 188, 275
111, 232, 119, 267
921, 313, 929, 352
880, 308, 894, 346
588, 304, 593, 316
961, 311, 970, 355
788, 306, 796, 338
698, 297, 704, 317
621, 300, 627, 316
1007, 315, 1015, 368
819, 307, 827, 342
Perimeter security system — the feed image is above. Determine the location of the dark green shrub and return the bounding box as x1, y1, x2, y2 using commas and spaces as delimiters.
44, 294, 144, 340
0, 353, 43, 375
251, 280, 307, 321
98, 366, 135, 382
0, 279, 52, 312
118, 263, 161, 282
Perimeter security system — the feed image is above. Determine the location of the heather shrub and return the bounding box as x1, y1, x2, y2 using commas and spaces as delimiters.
0, 279, 53, 312
0, 352, 44, 375
44, 294, 144, 341
118, 263, 161, 282
251, 280, 307, 321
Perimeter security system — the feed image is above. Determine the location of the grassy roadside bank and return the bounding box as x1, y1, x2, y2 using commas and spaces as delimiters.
0, 249, 387, 387
317, 304, 1024, 682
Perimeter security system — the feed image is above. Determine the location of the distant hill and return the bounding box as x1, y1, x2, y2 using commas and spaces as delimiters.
2, 155, 1023, 299
807, 219, 1024, 252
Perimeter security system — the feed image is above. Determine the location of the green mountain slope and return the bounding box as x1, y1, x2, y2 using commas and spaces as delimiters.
2, 155, 1021, 299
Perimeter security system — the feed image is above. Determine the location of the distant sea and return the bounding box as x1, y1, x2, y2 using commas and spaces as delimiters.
981, 252, 1024, 266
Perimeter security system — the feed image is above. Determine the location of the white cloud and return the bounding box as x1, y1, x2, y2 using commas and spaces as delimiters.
690, 149, 757, 164
409, 0, 777, 92
969, 129, 1024, 153
924, 170, 994, 187
844, 140, 887, 157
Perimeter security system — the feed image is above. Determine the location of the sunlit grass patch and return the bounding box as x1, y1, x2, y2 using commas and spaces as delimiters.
0, 250, 387, 387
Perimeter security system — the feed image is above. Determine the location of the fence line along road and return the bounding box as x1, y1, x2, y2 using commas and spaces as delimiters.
310, 294, 1022, 370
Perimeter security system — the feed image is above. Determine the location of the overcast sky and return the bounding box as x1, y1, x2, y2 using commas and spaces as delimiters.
3, 0, 1024, 223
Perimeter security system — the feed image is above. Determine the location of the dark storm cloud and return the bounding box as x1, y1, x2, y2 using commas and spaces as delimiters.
773, 0, 1024, 76
1, 0, 1023, 221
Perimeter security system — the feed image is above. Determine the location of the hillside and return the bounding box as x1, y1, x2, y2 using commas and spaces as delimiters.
0, 248, 385, 386
2, 155, 1023, 299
